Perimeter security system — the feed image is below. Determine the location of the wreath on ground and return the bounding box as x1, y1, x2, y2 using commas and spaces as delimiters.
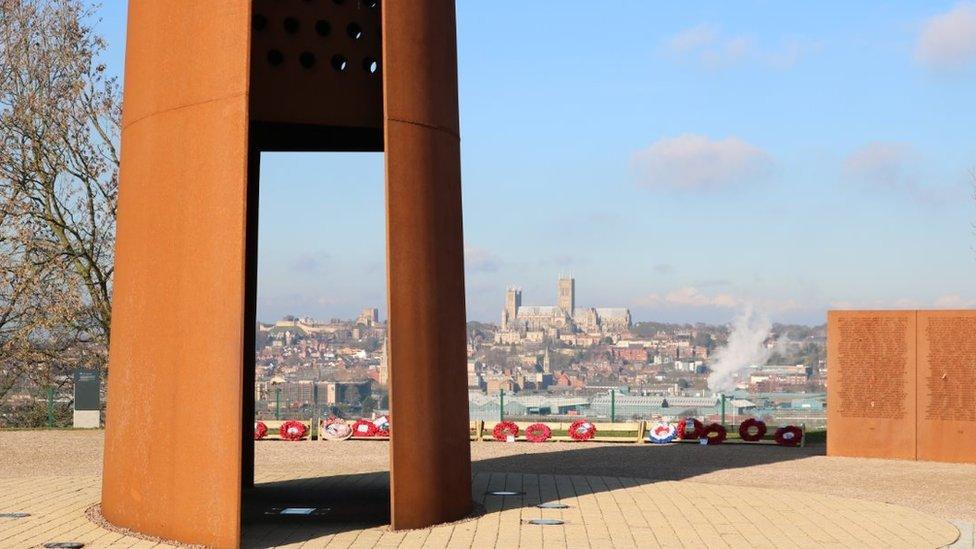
279, 420, 307, 441
569, 420, 597, 441
676, 418, 704, 440
702, 423, 727, 445
648, 423, 677, 444
774, 425, 803, 446
492, 421, 520, 441
525, 423, 552, 443
320, 417, 353, 441
254, 421, 268, 440
738, 418, 767, 442
351, 419, 379, 437
373, 415, 391, 437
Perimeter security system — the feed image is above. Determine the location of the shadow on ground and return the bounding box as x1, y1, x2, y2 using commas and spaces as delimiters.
242, 442, 821, 548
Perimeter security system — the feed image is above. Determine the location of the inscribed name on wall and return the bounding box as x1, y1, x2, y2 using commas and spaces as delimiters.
924, 315, 976, 422
836, 314, 909, 420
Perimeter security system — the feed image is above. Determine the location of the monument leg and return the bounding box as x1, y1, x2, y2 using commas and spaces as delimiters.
385, 0, 473, 530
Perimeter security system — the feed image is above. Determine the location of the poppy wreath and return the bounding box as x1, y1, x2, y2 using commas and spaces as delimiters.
648, 423, 677, 444
492, 420, 520, 441
373, 415, 391, 437
774, 425, 803, 446
321, 417, 353, 441
525, 423, 552, 443
569, 420, 597, 441
279, 420, 307, 441
738, 418, 767, 442
702, 423, 727, 445
351, 419, 379, 437
254, 421, 268, 440
676, 418, 704, 440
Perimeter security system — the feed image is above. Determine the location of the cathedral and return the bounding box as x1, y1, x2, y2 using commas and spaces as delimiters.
501, 277, 631, 335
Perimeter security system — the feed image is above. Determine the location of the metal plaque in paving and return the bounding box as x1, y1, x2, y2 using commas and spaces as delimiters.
0, 512, 30, 519
536, 502, 570, 509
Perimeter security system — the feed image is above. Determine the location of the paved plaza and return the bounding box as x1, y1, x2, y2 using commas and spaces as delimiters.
1, 431, 974, 548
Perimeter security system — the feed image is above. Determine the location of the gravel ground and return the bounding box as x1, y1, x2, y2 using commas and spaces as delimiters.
3, 430, 975, 522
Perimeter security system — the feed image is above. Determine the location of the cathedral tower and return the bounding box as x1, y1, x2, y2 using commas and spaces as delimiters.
558, 277, 575, 314
504, 287, 522, 328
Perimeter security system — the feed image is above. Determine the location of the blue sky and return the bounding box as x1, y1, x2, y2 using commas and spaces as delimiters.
94, 2, 976, 325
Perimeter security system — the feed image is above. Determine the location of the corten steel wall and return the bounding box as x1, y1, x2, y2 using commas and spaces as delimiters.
101, 3, 251, 547
383, 0, 473, 529
103, 1, 472, 546
827, 310, 976, 464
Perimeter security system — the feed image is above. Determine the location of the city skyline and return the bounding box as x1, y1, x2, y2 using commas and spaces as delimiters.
92, 2, 976, 325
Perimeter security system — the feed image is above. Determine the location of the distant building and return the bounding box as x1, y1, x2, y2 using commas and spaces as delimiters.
500, 277, 631, 336
357, 308, 380, 327
378, 338, 389, 385
318, 380, 372, 406
467, 360, 482, 390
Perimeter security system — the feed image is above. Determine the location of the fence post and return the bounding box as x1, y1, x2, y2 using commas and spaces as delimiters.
311, 385, 319, 442
499, 388, 504, 422
47, 387, 55, 428
720, 394, 726, 428
610, 389, 616, 423
275, 387, 281, 420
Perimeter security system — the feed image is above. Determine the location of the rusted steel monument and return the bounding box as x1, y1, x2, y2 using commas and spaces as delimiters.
102, 1, 472, 546
828, 310, 976, 464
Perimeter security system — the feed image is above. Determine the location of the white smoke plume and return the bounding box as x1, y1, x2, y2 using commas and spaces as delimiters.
707, 306, 772, 394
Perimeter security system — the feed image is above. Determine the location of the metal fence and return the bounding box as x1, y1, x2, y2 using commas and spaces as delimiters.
469, 390, 826, 430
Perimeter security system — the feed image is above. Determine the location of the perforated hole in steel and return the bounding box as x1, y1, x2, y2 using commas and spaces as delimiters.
299, 52, 316, 69
252, 13, 267, 31
283, 17, 300, 34
347, 22, 364, 40
331, 54, 348, 72
267, 49, 284, 67
315, 19, 331, 36
363, 57, 379, 74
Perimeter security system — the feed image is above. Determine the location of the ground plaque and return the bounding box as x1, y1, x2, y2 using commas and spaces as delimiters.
828, 310, 976, 463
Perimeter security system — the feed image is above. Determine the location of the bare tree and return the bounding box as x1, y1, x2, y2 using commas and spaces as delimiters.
0, 0, 119, 404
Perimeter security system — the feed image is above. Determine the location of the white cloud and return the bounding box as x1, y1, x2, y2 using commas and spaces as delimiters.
916, 2, 976, 69
633, 134, 773, 191
829, 298, 922, 310
664, 25, 815, 70
667, 24, 719, 55
843, 141, 926, 194
636, 287, 742, 309
636, 287, 806, 317
933, 294, 976, 308
291, 253, 330, 275
464, 245, 501, 273
830, 295, 976, 310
